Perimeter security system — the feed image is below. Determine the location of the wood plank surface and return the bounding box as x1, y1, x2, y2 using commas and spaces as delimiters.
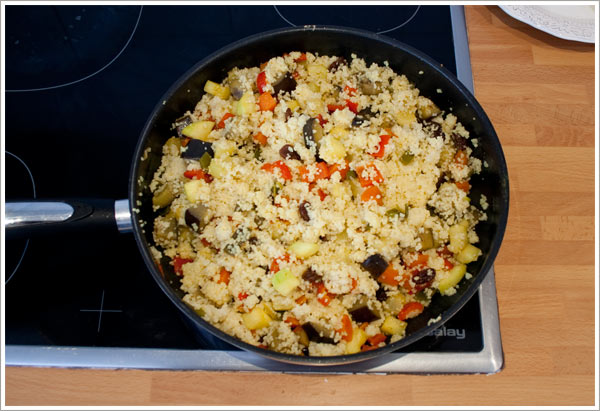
4, 6, 597, 406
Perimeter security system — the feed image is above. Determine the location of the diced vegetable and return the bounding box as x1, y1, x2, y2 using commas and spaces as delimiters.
216, 112, 235, 129
253, 132, 268, 145
289, 241, 319, 259
152, 184, 175, 208
361, 254, 388, 278
218, 268, 231, 285
182, 139, 214, 159
303, 322, 335, 344
345, 99, 358, 113
184, 179, 205, 203
316, 282, 334, 306
385, 294, 406, 315
242, 306, 272, 330
271, 268, 300, 296
337, 314, 353, 342
182, 121, 215, 141
356, 163, 384, 187
400, 150, 414, 165
303, 117, 324, 153
174, 115, 193, 137
207, 158, 226, 178
377, 265, 400, 286
328, 161, 349, 180
235, 92, 256, 116
454, 150, 469, 166
261, 160, 292, 181
381, 316, 407, 335
448, 220, 469, 253
349, 305, 380, 323
419, 228, 435, 250
273, 73, 297, 96
184, 204, 208, 231
438, 263, 467, 294
298, 162, 329, 183
228, 77, 244, 100
258, 92, 277, 111
319, 134, 346, 162
294, 326, 310, 346
406, 252, 429, 269
358, 77, 380, 95
367, 333, 386, 347
397, 301, 424, 321
361, 186, 383, 205
345, 326, 368, 354
395, 109, 417, 127
287, 99, 300, 112
183, 168, 213, 183
371, 134, 391, 158
455, 180, 471, 192
173, 256, 194, 276
199, 152, 212, 170
256, 71, 268, 93
307, 64, 328, 79
204, 80, 230, 100
456, 244, 482, 264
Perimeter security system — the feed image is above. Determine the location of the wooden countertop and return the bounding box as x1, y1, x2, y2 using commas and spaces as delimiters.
4, 6, 596, 406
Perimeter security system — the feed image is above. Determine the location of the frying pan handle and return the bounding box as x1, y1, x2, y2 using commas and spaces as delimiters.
4, 199, 132, 240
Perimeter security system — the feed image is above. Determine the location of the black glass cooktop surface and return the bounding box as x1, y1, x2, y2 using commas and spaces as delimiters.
5, 5, 483, 356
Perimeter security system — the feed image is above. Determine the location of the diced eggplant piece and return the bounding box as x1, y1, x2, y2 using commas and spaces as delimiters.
184, 204, 208, 231
182, 139, 214, 159
174, 115, 192, 137
352, 107, 377, 127
358, 77, 381, 95
361, 254, 388, 278
229, 78, 244, 100
273, 73, 297, 96
302, 117, 324, 153
349, 305, 380, 323
302, 322, 335, 344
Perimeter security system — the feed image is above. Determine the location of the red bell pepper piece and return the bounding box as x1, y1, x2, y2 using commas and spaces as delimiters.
261, 160, 292, 181
345, 99, 358, 113
256, 71, 267, 93
397, 302, 424, 321
356, 163, 384, 187
173, 256, 194, 276
216, 112, 235, 129
371, 134, 391, 158
183, 169, 213, 183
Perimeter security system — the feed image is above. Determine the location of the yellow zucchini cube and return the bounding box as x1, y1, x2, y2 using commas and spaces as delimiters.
288, 241, 319, 259
214, 140, 236, 159
456, 244, 482, 264
381, 316, 407, 336
395, 109, 417, 127
235, 92, 257, 116
307, 64, 328, 80
183, 179, 204, 203
319, 134, 346, 163
208, 158, 226, 179
271, 268, 300, 296
182, 120, 215, 141
242, 306, 272, 330
287, 99, 300, 112
448, 220, 469, 253
345, 326, 368, 354
438, 263, 467, 295
204, 80, 231, 100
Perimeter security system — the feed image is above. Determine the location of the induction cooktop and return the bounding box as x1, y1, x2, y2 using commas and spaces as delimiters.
4, 4, 503, 374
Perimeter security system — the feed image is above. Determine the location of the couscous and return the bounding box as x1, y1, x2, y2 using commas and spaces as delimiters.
149, 52, 486, 356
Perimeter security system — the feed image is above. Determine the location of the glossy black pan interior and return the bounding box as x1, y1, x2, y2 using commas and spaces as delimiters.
130, 26, 509, 365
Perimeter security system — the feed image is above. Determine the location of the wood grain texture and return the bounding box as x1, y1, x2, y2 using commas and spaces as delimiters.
4, 6, 596, 406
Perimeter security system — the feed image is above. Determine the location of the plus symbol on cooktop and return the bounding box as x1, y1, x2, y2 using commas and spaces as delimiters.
80, 290, 122, 333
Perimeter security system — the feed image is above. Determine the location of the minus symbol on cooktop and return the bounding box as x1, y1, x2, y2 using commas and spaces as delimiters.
80, 290, 122, 333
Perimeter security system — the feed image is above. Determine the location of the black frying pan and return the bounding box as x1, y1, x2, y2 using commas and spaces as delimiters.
7, 26, 509, 366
